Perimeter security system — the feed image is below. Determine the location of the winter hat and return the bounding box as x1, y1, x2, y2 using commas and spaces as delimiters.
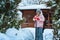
36, 9, 41, 13
36, 9, 43, 15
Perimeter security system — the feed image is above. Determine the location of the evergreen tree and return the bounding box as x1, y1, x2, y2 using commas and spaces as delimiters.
52, 0, 60, 37
0, 0, 22, 33
52, 0, 60, 29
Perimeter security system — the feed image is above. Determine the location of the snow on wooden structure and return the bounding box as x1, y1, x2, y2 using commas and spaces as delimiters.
17, 4, 55, 28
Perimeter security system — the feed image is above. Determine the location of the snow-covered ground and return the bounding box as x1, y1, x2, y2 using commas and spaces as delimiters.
0, 28, 35, 40
0, 27, 54, 40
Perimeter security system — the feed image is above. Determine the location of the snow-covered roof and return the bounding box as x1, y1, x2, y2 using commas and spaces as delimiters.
17, 4, 51, 10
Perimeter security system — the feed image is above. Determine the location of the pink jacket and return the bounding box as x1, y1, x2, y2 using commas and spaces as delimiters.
33, 14, 45, 28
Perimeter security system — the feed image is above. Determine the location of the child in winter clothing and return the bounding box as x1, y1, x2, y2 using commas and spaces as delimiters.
33, 9, 45, 40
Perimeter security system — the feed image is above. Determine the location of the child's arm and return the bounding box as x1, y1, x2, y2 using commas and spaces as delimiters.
33, 16, 36, 21
33, 16, 40, 21
40, 14, 45, 22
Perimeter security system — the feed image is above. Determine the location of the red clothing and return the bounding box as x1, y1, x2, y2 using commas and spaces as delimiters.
33, 14, 45, 28
33, 15, 40, 21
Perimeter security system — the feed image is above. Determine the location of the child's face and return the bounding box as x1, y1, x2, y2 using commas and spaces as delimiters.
36, 12, 40, 16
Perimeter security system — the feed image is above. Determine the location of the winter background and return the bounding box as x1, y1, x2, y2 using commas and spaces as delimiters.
0, 0, 56, 40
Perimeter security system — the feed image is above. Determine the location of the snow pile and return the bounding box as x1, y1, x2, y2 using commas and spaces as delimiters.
6, 27, 18, 40
16, 28, 34, 40
17, 10, 23, 21
5, 28, 35, 40
43, 29, 54, 40
0, 28, 54, 40
21, 28, 35, 39
0, 33, 10, 40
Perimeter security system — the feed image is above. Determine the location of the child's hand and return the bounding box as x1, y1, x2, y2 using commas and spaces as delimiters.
33, 16, 40, 21
37, 18, 40, 20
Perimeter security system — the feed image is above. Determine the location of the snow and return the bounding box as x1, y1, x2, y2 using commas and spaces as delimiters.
18, 0, 53, 6
58, 19, 60, 21
16, 28, 35, 40
54, 19, 60, 24
5, 28, 35, 40
43, 29, 54, 40
17, 4, 51, 10
0, 28, 54, 40
6, 27, 18, 37
10, 0, 15, 2
20, 28, 35, 40
43, 29, 54, 34
17, 0, 56, 10
58, 29, 60, 35
6, 27, 18, 40
42, 0, 49, 2
17, 11, 23, 20
18, 0, 40, 6
0, 33, 10, 40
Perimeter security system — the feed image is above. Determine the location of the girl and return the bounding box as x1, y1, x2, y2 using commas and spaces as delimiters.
33, 9, 45, 40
